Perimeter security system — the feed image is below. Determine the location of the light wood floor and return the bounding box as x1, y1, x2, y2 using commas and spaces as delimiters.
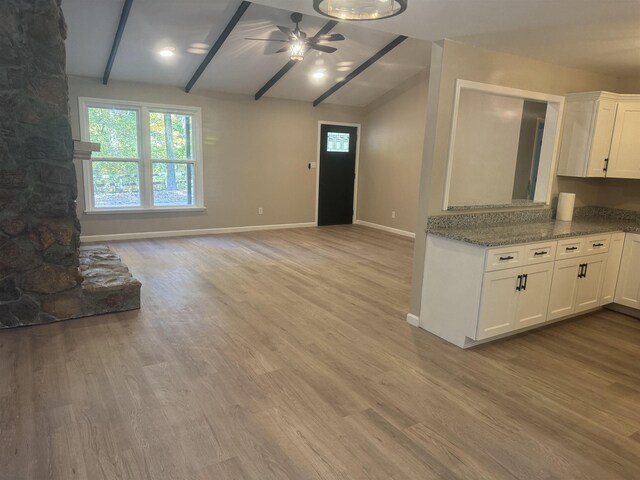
1, 225, 640, 480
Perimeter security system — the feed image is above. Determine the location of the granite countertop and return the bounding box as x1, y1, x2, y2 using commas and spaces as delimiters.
427, 208, 640, 247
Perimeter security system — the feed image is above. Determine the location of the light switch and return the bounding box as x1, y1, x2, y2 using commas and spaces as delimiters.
308, 162, 317, 169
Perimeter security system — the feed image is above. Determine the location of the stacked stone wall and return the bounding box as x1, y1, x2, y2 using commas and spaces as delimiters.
0, 0, 82, 326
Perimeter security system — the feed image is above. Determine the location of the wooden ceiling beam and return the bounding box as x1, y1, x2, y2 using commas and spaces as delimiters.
185, 1, 252, 93
254, 20, 338, 101
313, 35, 408, 107
103, 0, 134, 85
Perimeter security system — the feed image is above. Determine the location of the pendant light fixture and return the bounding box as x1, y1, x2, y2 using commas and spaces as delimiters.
313, 0, 408, 21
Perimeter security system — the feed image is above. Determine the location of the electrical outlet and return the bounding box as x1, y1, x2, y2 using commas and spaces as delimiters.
391, 211, 396, 219
258, 207, 263, 215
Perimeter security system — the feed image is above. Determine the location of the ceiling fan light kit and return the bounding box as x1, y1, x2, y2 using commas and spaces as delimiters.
245, 12, 345, 62
290, 39, 306, 61
313, 0, 408, 21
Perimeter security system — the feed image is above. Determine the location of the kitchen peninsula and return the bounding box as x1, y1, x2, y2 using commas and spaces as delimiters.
420, 207, 640, 348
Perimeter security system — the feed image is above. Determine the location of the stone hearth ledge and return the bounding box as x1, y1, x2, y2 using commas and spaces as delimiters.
0, 246, 141, 328
79, 245, 141, 318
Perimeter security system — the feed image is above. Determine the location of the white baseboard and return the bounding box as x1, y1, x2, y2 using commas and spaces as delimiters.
355, 220, 415, 238
406, 313, 420, 327
80, 222, 316, 243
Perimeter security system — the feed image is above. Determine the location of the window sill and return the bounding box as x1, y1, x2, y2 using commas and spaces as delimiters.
83, 206, 206, 215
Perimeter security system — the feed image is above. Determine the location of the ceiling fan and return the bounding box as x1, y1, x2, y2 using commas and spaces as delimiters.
245, 12, 345, 61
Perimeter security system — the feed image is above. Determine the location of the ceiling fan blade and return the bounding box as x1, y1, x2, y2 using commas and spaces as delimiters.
244, 37, 288, 42
277, 25, 294, 38
315, 33, 345, 42
309, 44, 337, 54
275, 46, 290, 54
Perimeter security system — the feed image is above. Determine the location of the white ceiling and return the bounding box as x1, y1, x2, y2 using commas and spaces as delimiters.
62, 0, 430, 107
256, 0, 640, 77
63, 0, 640, 107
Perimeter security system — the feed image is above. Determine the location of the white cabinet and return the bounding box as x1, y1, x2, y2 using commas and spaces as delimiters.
608, 102, 640, 178
601, 232, 625, 304
476, 262, 554, 340
575, 253, 607, 313
485, 245, 523, 271
548, 253, 608, 321
548, 257, 581, 320
590, 100, 618, 176
476, 269, 520, 339
557, 92, 640, 179
557, 95, 616, 177
524, 241, 557, 265
514, 263, 554, 329
556, 237, 585, 259
614, 233, 640, 309
420, 231, 632, 349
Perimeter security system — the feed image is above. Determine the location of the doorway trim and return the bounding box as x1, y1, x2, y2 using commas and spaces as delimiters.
315, 121, 362, 226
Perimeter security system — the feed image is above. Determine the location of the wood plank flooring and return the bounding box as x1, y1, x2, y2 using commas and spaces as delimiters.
1, 225, 639, 479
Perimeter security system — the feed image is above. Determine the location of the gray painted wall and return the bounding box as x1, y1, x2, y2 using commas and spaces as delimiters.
69, 75, 363, 237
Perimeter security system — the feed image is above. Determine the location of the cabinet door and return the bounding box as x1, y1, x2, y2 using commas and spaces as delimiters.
548, 257, 581, 320
601, 233, 625, 305
607, 101, 640, 179
515, 263, 553, 328
615, 234, 640, 309
587, 100, 617, 177
575, 253, 607, 313
476, 269, 519, 340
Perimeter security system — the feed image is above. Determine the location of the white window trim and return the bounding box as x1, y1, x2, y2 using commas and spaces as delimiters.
78, 97, 205, 213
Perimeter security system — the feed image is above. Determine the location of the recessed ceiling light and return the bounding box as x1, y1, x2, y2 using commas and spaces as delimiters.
190, 42, 209, 49
158, 47, 175, 57
337, 66, 351, 72
187, 48, 208, 55
311, 71, 327, 79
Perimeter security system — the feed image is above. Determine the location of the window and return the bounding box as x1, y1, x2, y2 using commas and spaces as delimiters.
79, 98, 203, 212
326, 132, 350, 152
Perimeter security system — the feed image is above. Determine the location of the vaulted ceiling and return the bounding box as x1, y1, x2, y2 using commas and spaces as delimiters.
62, 0, 640, 108
62, 0, 430, 107
257, 0, 640, 77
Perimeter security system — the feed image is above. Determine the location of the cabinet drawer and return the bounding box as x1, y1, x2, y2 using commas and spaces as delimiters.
485, 246, 524, 272
556, 238, 584, 259
524, 241, 557, 265
584, 234, 611, 254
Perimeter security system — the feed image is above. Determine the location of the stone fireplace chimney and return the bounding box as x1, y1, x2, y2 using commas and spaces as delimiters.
0, 0, 140, 327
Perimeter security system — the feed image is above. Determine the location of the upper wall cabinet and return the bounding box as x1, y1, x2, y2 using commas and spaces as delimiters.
608, 102, 640, 178
557, 92, 640, 179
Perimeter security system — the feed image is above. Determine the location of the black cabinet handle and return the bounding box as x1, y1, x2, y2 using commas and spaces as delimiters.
566, 246, 578, 251
522, 274, 528, 291
516, 275, 522, 291
584, 263, 588, 278
534, 251, 548, 256
578, 264, 587, 278
593, 243, 604, 247
499, 256, 514, 261
603, 158, 609, 172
